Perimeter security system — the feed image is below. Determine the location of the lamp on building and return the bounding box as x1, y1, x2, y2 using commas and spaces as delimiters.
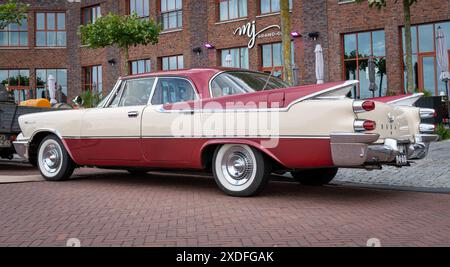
192, 47, 202, 55
108, 59, 116, 66
308, 32, 320, 41
204, 43, 215, 49
290, 31, 301, 38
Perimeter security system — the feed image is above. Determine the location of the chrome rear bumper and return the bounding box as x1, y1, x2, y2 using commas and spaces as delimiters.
330, 133, 438, 167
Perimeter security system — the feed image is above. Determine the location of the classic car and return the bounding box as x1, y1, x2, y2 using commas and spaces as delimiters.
13, 68, 438, 197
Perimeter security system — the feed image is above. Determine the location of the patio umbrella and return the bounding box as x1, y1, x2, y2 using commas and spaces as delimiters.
368, 57, 377, 98
436, 26, 450, 97
47, 75, 57, 105
315, 44, 324, 84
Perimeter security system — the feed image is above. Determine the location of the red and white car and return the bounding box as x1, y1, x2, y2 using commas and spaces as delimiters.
13, 68, 438, 196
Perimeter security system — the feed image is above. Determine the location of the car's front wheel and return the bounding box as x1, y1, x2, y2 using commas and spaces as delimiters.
212, 144, 270, 197
37, 135, 75, 181
290, 168, 338, 186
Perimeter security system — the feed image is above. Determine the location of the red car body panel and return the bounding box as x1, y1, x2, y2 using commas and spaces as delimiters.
64, 137, 333, 169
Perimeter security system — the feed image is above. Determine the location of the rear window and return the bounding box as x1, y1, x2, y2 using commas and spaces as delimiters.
210, 71, 288, 98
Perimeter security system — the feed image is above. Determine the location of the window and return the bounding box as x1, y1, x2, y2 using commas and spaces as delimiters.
219, 0, 247, 21
260, 42, 294, 78
260, 0, 292, 14
110, 78, 155, 107
151, 77, 196, 105
210, 71, 288, 98
130, 59, 152, 74
36, 69, 68, 103
402, 21, 450, 96
161, 55, 184, 71
221, 47, 249, 69
0, 18, 28, 47
343, 30, 387, 99
82, 5, 101, 25
129, 0, 150, 19
83, 65, 103, 94
36, 12, 66, 47
160, 0, 182, 31
0, 69, 30, 103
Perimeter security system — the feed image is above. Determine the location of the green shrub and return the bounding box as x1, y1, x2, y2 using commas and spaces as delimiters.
416, 88, 432, 97
79, 90, 101, 108
436, 124, 450, 141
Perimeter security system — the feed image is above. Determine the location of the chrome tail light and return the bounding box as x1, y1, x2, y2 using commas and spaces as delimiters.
353, 100, 376, 113
354, 119, 377, 132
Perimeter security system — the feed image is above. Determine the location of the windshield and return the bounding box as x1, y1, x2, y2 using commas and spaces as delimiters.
210, 71, 289, 98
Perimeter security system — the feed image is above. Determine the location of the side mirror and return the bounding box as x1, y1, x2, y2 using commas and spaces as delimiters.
72, 96, 83, 107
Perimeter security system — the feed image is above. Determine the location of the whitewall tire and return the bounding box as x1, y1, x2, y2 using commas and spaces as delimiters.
37, 135, 75, 181
212, 144, 270, 197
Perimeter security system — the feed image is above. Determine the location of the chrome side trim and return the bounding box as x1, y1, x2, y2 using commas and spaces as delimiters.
63, 135, 332, 140
330, 133, 379, 144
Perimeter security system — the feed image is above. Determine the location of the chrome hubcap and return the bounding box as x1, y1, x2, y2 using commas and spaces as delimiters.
221, 146, 254, 186
42, 143, 62, 174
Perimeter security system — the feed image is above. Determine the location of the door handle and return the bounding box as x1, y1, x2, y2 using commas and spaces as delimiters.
128, 111, 139, 118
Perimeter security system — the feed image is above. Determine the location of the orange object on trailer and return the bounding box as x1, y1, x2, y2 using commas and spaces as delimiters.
19, 98, 52, 108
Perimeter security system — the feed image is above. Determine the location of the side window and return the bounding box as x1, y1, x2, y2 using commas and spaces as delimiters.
151, 78, 197, 105
119, 78, 155, 107
107, 78, 155, 108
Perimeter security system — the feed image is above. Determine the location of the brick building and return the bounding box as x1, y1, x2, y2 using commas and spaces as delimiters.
0, 0, 449, 103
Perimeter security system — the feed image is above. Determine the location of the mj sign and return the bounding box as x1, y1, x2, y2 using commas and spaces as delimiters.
233, 20, 281, 49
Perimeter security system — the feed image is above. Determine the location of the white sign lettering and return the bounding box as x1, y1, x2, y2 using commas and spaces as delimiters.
233, 20, 281, 49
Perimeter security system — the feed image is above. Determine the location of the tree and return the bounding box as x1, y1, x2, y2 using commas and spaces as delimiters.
79, 13, 161, 75
0, 0, 29, 29
356, 0, 418, 94
280, 0, 293, 85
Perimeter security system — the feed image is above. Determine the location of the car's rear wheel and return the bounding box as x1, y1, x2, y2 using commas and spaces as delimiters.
212, 144, 270, 197
290, 168, 338, 186
37, 135, 75, 181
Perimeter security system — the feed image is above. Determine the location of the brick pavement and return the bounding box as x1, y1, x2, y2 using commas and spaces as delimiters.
0, 172, 449, 247
335, 140, 450, 189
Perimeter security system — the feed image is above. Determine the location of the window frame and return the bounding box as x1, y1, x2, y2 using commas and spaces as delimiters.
35, 68, 68, 101
0, 17, 28, 47
160, 55, 184, 71
160, 0, 183, 31
259, 42, 294, 79
0, 69, 31, 103
128, 0, 150, 19
35, 11, 67, 47
130, 59, 152, 75
400, 22, 450, 96
341, 29, 387, 99
220, 46, 249, 69
82, 65, 103, 94
259, 0, 292, 15
218, 0, 247, 22
82, 4, 102, 25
